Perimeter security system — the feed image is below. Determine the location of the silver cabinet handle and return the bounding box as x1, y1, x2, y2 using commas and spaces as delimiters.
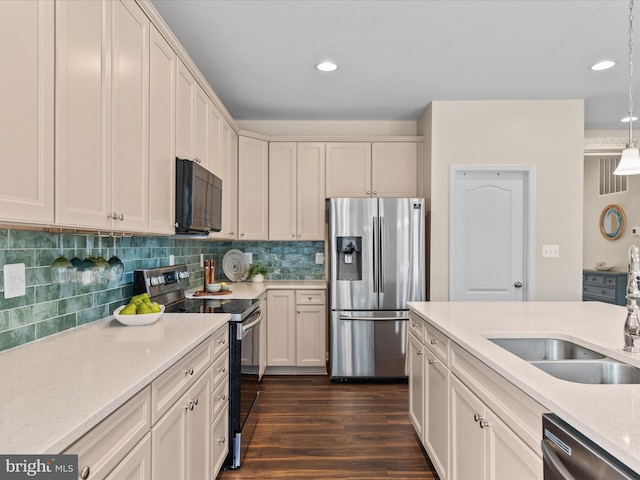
80, 466, 90, 479
218, 437, 226, 445
218, 393, 227, 401
218, 367, 226, 373
417, 350, 423, 356
373, 190, 377, 195
428, 359, 436, 365
479, 419, 489, 429
430, 339, 438, 345
218, 338, 226, 345
297, 233, 301, 237
186, 401, 194, 411
194, 397, 199, 406
291, 233, 295, 237
473, 413, 481, 422
514, 281, 523, 288
308, 296, 312, 300
185, 368, 194, 376
117, 213, 124, 221
240, 232, 244, 237
366, 190, 371, 195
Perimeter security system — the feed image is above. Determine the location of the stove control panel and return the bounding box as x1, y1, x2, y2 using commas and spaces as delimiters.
134, 264, 192, 300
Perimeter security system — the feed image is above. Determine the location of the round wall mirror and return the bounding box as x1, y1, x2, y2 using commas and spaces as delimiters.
600, 204, 626, 240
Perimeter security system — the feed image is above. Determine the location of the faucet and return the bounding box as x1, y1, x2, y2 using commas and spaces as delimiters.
624, 245, 640, 353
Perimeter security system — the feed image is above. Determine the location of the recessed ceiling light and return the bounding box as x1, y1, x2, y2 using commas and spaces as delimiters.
591, 60, 616, 71
316, 62, 338, 72
621, 116, 638, 122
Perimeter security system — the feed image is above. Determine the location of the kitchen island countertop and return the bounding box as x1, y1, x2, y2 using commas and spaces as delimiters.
186, 279, 326, 300
0, 312, 229, 455
408, 301, 640, 473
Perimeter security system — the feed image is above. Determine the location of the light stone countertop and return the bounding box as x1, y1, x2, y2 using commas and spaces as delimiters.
185, 279, 327, 300
0, 312, 229, 455
407, 301, 640, 473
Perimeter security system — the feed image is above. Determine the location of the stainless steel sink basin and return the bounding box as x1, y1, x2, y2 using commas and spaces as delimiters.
488, 337, 605, 361
531, 360, 640, 384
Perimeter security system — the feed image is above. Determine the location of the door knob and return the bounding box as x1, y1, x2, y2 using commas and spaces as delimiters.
514, 281, 523, 288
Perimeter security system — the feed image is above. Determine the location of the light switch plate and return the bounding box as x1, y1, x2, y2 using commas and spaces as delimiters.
542, 245, 560, 258
4, 263, 26, 299
315, 252, 324, 264
244, 252, 253, 264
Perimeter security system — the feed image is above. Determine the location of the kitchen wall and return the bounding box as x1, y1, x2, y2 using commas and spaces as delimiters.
418, 100, 585, 301
0, 228, 324, 352
584, 130, 640, 270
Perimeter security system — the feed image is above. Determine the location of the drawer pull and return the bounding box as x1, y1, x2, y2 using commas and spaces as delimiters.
185, 368, 194, 376
218, 338, 226, 345
430, 339, 438, 345
417, 350, 423, 356
473, 413, 481, 422
194, 397, 199, 406
218, 394, 227, 401
186, 401, 194, 411
479, 419, 490, 429
218, 437, 226, 445
218, 367, 226, 373
80, 466, 90, 479
428, 359, 437, 365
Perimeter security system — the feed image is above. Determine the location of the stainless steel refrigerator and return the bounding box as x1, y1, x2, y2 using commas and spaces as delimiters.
329, 197, 426, 380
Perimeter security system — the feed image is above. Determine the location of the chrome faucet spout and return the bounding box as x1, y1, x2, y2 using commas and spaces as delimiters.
624, 246, 640, 353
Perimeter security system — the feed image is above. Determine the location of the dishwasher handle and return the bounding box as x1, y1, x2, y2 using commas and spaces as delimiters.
542, 438, 576, 480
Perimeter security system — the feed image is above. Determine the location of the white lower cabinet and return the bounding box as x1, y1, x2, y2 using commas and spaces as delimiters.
408, 312, 543, 480
105, 433, 152, 480
450, 375, 539, 480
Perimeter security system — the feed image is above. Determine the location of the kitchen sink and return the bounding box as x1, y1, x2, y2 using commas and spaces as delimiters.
531, 360, 640, 384
488, 337, 605, 361
488, 336, 640, 384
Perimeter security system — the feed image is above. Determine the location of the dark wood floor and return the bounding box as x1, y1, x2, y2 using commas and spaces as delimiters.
218, 375, 439, 480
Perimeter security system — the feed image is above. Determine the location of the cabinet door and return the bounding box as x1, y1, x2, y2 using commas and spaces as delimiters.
325, 142, 371, 197
425, 348, 449, 480
238, 136, 269, 240
110, 0, 149, 232
148, 26, 176, 235
0, 0, 54, 224
175, 60, 195, 160
266, 290, 296, 366
55, 0, 112, 229
371, 142, 418, 197
209, 120, 236, 239
194, 85, 209, 168
407, 332, 424, 438
486, 409, 541, 480
259, 293, 268, 379
152, 395, 188, 480
450, 375, 487, 480
295, 304, 326, 367
269, 142, 297, 240
105, 434, 152, 480
186, 370, 211, 480
209, 103, 223, 176
297, 143, 326, 240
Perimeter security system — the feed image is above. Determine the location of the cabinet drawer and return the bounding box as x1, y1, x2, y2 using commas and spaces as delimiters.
151, 338, 213, 424
296, 289, 326, 305
211, 403, 229, 476
603, 275, 619, 286
212, 349, 229, 387
583, 283, 615, 299
64, 386, 151, 480
424, 322, 448, 364
408, 313, 424, 342
585, 273, 604, 284
212, 324, 229, 360
211, 376, 229, 422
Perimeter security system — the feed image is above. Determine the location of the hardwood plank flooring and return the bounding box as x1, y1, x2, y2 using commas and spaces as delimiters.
218, 375, 439, 480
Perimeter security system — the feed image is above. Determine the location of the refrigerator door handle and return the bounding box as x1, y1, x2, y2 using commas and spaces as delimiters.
379, 216, 384, 293
372, 216, 378, 293
339, 315, 410, 322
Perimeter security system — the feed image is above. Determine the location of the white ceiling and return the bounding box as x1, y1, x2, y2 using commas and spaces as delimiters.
151, 0, 632, 131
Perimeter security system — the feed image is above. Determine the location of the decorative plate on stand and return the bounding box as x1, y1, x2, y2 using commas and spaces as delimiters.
222, 249, 249, 282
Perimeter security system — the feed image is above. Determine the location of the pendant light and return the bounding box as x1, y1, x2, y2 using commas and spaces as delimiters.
615, 0, 640, 175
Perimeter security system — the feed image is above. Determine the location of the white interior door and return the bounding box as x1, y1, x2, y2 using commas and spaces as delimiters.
450, 168, 532, 301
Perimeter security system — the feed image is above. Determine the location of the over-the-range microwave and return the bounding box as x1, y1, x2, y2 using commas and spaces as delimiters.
175, 157, 222, 235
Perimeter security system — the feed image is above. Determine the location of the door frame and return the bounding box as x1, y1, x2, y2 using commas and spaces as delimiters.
449, 165, 536, 301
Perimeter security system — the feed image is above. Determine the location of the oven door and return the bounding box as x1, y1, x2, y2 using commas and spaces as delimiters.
239, 309, 261, 430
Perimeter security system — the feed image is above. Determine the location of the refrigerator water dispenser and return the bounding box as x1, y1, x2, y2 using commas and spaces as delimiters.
337, 237, 362, 281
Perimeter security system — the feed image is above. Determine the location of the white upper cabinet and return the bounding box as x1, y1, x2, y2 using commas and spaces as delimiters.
269, 142, 325, 241
238, 136, 269, 240
372, 142, 418, 197
325, 142, 372, 197
209, 103, 223, 177
210, 119, 237, 240
175, 60, 196, 161
326, 142, 418, 198
148, 25, 176, 235
55, 0, 150, 232
0, 0, 54, 225
194, 84, 209, 168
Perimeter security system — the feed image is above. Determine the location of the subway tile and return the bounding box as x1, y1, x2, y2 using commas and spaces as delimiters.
58, 294, 93, 315
0, 230, 7, 248
35, 314, 77, 339
77, 305, 109, 325
10, 230, 57, 249
0, 325, 35, 351
0, 249, 36, 268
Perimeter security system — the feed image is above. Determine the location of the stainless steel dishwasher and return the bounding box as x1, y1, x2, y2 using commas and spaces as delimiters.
542, 414, 640, 480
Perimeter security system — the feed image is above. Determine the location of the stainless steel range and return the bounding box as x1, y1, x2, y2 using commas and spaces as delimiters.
134, 264, 263, 470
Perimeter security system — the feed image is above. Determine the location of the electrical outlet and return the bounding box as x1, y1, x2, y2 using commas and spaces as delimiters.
4, 263, 26, 299
169, 254, 175, 266
244, 252, 253, 264
315, 252, 324, 264
542, 245, 560, 258
200, 254, 204, 267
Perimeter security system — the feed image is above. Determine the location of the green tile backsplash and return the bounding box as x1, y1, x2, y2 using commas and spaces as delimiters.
0, 229, 325, 352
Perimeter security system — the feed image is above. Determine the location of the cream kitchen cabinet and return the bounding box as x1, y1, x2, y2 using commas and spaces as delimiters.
450, 375, 540, 480
63, 386, 151, 480
408, 331, 425, 438
266, 289, 326, 371
238, 135, 269, 240
258, 292, 268, 380
269, 142, 326, 241
55, 0, 150, 232
148, 25, 176, 235
152, 366, 212, 480
210, 119, 237, 240
0, 0, 54, 225
105, 434, 152, 480
325, 142, 418, 198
